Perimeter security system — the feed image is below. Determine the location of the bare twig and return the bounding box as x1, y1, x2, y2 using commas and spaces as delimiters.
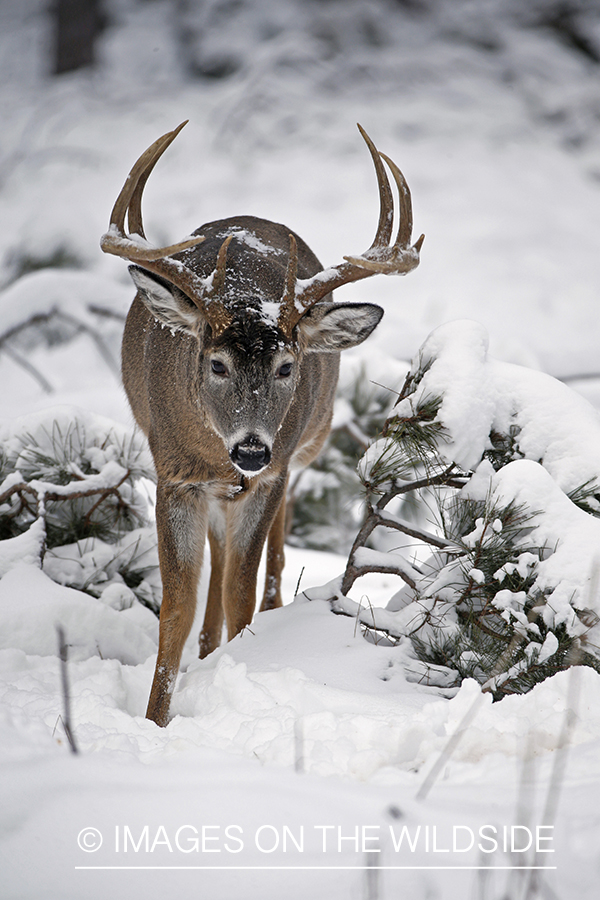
87, 305, 126, 322
81, 471, 131, 530
372, 508, 453, 550
0, 344, 54, 393
0, 308, 120, 376
345, 562, 417, 592
56, 626, 78, 755
341, 486, 454, 596
293, 566, 305, 598
339, 420, 371, 451
375, 464, 466, 509
294, 718, 305, 774
56, 311, 120, 375
415, 691, 484, 801
364, 848, 380, 900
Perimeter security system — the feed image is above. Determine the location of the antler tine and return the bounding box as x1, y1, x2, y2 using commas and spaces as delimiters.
282, 234, 299, 305
127, 122, 187, 239
277, 234, 299, 336
206, 234, 234, 297
342, 131, 424, 271
356, 124, 394, 250
277, 125, 424, 337
101, 121, 206, 262
101, 122, 236, 337
379, 151, 413, 249
109, 129, 174, 239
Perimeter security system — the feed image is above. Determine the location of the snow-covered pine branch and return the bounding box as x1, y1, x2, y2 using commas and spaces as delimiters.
0, 407, 161, 614
315, 320, 600, 698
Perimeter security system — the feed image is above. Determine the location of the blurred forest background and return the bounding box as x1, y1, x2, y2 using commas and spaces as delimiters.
2, 0, 600, 554
4, 0, 600, 175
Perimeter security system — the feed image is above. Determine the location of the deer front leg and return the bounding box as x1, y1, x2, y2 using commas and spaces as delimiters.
146, 481, 207, 727
223, 473, 287, 639
260, 478, 288, 612
198, 526, 225, 659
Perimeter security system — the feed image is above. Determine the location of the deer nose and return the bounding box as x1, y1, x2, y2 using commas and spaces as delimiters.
229, 436, 272, 473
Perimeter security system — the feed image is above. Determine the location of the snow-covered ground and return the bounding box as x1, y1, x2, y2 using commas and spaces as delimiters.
2, 2, 600, 898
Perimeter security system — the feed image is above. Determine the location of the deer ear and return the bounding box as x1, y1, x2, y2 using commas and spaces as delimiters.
128, 266, 200, 334
298, 302, 384, 352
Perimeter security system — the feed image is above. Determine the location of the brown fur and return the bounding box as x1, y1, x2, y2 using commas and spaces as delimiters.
122, 217, 365, 726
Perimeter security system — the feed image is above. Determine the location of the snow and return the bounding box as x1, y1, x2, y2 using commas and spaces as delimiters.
365, 319, 600, 656
0, 516, 46, 577
396, 319, 600, 488
3, 2, 600, 898
473, 459, 600, 633
0, 563, 157, 663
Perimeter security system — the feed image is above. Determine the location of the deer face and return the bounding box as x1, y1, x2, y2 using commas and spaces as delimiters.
202, 311, 298, 475
129, 267, 383, 476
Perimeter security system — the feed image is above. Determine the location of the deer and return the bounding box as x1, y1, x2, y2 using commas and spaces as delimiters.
100, 121, 423, 726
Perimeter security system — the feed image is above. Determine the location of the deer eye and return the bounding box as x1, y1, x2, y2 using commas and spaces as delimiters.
211, 359, 229, 376
276, 362, 293, 379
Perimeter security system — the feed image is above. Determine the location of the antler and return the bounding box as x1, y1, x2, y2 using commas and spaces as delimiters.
102, 122, 422, 341
277, 124, 424, 338
100, 121, 234, 336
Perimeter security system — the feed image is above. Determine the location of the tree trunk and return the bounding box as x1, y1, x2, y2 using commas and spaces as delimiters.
51, 0, 106, 75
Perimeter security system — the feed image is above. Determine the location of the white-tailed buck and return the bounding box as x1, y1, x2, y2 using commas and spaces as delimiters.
101, 122, 423, 726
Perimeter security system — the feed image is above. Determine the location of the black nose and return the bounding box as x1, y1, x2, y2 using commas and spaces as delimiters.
230, 437, 271, 472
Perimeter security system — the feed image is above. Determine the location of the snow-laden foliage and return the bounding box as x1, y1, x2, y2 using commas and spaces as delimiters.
0, 407, 161, 613
331, 320, 600, 696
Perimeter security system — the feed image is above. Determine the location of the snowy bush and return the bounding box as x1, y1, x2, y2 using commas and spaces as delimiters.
0, 407, 161, 614
318, 320, 600, 697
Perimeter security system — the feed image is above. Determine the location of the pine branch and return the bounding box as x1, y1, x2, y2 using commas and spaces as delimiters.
341, 471, 457, 596
374, 465, 466, 509
376, 508, 453, 549
0, 472, 131, 509
346, 561, 418, 591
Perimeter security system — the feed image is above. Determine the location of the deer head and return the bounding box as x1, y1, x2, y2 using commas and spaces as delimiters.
101, 121, 423, 476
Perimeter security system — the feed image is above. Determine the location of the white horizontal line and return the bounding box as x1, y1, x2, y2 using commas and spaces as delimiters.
75, 866, 558, 871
